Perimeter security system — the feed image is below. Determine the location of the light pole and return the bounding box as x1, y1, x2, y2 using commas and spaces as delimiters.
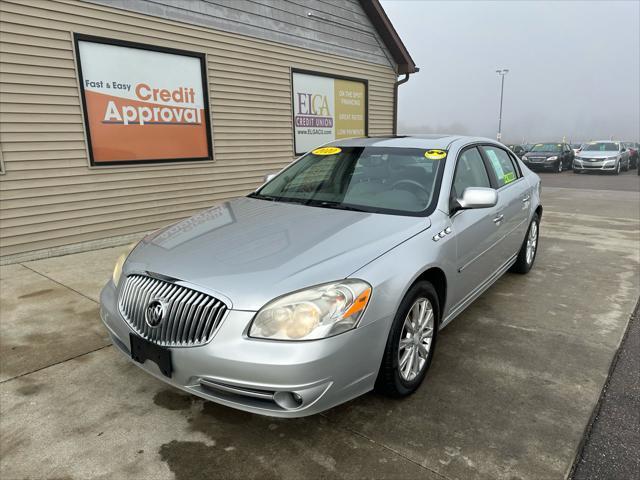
496, 68, 509, 141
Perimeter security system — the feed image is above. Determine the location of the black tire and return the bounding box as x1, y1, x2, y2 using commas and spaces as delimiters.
375, 281, 439, 397
614, 162, 621, 175
573, 168, 581, 174
511, 213, 540, 274
623, 160, 629, 172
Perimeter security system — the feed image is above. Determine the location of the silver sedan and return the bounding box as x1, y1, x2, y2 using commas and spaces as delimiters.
573, 140, 630, 174
99, 135, 542, 417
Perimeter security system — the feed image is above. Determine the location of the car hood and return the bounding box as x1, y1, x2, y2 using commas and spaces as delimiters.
577, 151, 617, 159
125, 197, 430, 310
523, 152, 559, 158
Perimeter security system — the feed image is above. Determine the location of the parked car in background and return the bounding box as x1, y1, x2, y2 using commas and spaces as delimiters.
622, 142, 638, 169
507, 144, 527, 157
99, 135, 542, 417
522, 142, 574, 172
573, 141, 630, 174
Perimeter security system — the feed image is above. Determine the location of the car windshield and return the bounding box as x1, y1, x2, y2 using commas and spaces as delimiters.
583, 142, 618, 152
530, 143, 562, 152
250, 146, 445, 216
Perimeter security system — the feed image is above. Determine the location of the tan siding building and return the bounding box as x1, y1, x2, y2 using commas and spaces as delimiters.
0, 0, 416, 263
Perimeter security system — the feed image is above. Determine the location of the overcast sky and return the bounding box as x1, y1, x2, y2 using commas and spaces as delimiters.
381, 0, 640, 144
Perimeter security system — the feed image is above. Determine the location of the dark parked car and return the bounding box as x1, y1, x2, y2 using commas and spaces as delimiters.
507, 144, 526, 157
622, 142, 638, 169
522, 142, 574, 173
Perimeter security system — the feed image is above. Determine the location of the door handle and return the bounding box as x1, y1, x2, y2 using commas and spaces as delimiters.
493, 214, 504, 224
522, 195, 530, 203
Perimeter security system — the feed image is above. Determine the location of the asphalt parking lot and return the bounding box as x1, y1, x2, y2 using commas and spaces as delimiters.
1, 170, 639, 480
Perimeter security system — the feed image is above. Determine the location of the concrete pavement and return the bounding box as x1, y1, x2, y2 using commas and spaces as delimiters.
1, 182, 638, 479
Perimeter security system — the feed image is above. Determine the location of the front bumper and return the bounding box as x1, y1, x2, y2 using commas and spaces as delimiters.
572, 159, 617, 171
522, 159, 558, 170
99, 281, 387, 417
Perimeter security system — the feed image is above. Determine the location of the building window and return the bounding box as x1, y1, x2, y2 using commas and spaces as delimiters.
291, 69, 368, 156
74, 34, 213, 166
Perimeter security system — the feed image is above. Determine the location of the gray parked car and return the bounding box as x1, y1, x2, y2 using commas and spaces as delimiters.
573, 141, 630, 174
100, 135, 542, 417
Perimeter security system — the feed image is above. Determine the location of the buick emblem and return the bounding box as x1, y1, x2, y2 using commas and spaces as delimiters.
145, 299, 166, 328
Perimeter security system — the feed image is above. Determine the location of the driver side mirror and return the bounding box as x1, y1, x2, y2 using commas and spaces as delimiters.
457, 187, 498, 210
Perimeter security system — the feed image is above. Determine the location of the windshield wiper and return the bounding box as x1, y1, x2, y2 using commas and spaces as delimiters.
248, 193, 311, 206
314, 201, 369, 212
247, 192, 279, 201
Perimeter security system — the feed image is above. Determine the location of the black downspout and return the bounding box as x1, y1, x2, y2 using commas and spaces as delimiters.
393, 72, 412, 136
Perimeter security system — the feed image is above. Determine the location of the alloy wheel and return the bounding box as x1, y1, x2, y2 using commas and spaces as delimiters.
398, 298, 434, 381
526, 220, 538, 265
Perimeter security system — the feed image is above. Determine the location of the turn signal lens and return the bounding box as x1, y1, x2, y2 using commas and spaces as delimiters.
249, 280, 372, 341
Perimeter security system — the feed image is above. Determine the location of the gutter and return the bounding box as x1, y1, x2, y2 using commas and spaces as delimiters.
393, 69, 418, 135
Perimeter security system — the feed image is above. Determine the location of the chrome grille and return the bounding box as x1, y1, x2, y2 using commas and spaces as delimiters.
118, 274, 228, 347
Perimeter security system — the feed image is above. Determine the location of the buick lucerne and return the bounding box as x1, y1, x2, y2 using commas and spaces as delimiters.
99, 135, 542, 417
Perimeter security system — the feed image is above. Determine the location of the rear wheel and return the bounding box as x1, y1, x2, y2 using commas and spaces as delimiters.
375, 281, 439, 397
511, 213, 540, 274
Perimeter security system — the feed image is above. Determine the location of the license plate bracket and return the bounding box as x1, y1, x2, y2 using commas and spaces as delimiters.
129, 333, 172, 378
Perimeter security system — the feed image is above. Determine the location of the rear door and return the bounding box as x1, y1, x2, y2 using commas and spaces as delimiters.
480, 145, 530, 262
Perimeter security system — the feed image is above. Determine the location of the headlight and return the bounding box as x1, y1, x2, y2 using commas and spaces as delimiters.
546, 156, 558, 161
249, 280, 372, 341
112, 242, 138, 286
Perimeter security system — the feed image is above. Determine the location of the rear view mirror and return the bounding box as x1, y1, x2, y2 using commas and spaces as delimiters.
458, 187, 498, 209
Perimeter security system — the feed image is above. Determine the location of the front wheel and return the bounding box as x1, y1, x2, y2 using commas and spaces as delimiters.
556, 160, 563, 173
375, 281, 439, 397
614, 162, 621, 175
511, 213, 540, 274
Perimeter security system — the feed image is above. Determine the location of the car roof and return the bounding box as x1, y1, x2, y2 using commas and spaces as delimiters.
324, 134, 499, 150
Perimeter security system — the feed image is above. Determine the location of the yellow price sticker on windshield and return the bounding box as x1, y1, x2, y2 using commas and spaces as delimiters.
424, 149, 447, 160
312, 147, 342, 155
503, 172, 516, 184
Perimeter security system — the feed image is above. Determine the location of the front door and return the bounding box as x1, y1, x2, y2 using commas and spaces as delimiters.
448, 146, 503, 309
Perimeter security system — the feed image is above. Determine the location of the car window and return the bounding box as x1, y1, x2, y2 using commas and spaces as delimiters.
482, 146, 519, 187
256, 146, 445, 215
452, 147, 491, 198
531, 143, 562, 152
583, 142, 618, 152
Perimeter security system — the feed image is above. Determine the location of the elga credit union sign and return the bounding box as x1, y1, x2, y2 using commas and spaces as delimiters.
74, 35, 212, 165
292, 71, 367, 155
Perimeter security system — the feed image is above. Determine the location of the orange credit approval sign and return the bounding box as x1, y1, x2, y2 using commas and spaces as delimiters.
75, 35, 212, 165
